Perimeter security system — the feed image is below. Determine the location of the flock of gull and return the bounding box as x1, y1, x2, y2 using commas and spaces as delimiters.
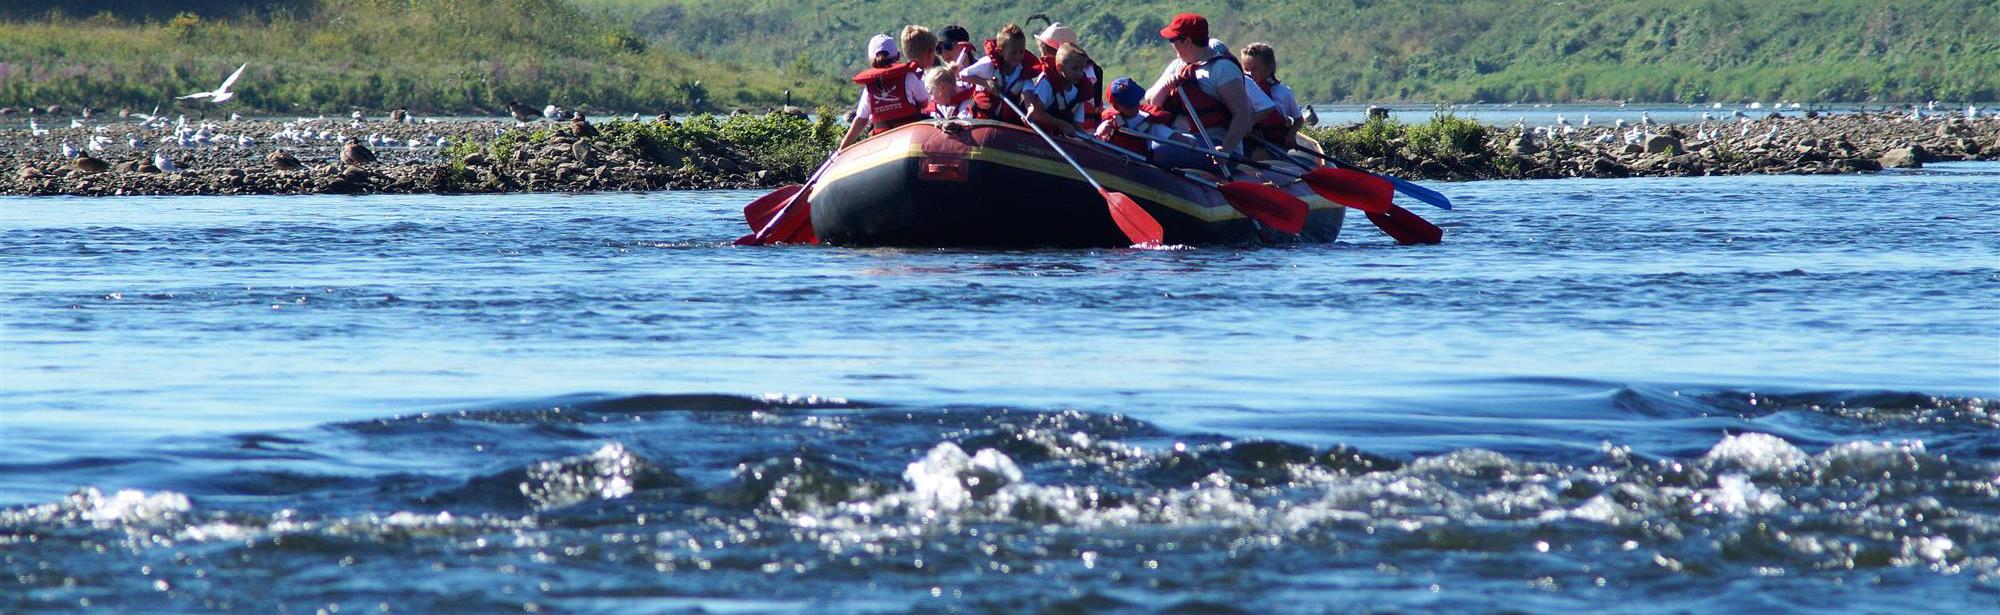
1519, 100, 1985, 149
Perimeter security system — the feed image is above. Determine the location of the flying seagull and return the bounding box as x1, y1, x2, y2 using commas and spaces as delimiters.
178, 63, 248, 104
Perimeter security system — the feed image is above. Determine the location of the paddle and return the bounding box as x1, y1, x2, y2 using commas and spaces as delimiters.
1132, 129, 1442, 245
997, 94, 1164, 246
1084, 133, 1307, 234
735, 153, 838, 246
1130, 128, 1387, 213
1250, 139, 1442, 245
742, 184, 802, 231
1253, 136, 1453, 210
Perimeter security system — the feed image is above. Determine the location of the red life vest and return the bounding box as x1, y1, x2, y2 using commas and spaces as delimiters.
852, 62, 923, 134
924, 86, 975, 118
1158, 53, 1242, 137
1032, 69, 1084, 126
969, 41, 1040, 124
1252, 79, 1293, 144
1041, 54, 1105, 130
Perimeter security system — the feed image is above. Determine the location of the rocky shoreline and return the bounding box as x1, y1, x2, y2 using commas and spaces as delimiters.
3, 110, 1997, 197
1321, 111, 2000, 182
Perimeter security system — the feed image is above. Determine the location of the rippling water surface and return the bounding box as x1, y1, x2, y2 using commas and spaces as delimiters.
3, 165, 1998, 613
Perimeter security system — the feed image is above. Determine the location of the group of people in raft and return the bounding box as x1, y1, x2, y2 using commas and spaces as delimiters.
838, 13, 1305, 170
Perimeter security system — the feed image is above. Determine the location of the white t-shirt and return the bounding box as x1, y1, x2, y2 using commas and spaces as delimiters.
852, 72, 930, 121
1262, 81, 1301, 123
1151, 55, 1247, 103
1093, 110, 1179, 145
1028, 78, 1086, 125
931, 98, 972, 119
962, 57, 1033, 100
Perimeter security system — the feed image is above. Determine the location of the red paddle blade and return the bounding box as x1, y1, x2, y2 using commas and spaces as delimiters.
1101, 189, 1164, 245
739, 194, 817, 246
1217, 181, 1310, 234
1303, 167, 1392, 214
1366, 204, 1443, 245
743, 184, 804, 231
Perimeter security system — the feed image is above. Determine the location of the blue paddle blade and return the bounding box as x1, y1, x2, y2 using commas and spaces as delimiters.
1383, 174, 1453, 210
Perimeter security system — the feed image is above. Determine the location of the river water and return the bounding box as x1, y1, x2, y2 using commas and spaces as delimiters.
3, 164, 1997, 613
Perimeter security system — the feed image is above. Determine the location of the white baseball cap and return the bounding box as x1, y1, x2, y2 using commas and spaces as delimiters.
1035, 23, 1078, 49
867, 34, 899, 60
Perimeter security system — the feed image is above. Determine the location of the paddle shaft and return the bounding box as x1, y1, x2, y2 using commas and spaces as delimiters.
1250, 136, 1453, 210
996, 94, 1109, 194
1174, 86, 1231, 179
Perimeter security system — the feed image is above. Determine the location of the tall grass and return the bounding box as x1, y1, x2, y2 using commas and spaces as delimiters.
0, 0, 844, 113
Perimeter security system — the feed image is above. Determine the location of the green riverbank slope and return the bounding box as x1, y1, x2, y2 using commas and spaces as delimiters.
627, 0, 1998, 104
0, 0, 842, 114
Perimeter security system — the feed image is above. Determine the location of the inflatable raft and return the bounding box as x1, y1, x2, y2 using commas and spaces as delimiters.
803, 119, 1346, 247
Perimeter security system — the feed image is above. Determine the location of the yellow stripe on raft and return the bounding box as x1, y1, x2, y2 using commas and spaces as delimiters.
813, 135, 1338, 223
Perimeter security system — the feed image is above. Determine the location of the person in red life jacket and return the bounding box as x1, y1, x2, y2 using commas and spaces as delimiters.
840, 28, 938, 148
1033, 23, 1103, 129
960, 24, 1040, 125
1093, 76, 1184, 160
1240, 42, 1304, 154
1142, 13, 1255, 154
1025, 43, 1092, 137
936, 24, 976, 71
923, 66, 974, 120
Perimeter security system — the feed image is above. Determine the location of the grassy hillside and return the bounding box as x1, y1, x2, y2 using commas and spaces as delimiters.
0, 0, 843, 114
628, 0, 1999, 103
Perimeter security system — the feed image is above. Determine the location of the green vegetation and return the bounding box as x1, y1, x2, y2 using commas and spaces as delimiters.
0, 0, 843, 114
446, 111, 843, 181
627, 0, 1999, 103
1305, 111, 1495, 163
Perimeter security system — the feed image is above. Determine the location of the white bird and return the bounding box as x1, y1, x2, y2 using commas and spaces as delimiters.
1711, 102, 1723, 109
70, 119, 86, 129
1701, 111, 1714, 122
1926, 100, 1938, 111
1968, 105, 1981, 119
1640, 111, 1653, 126
230, 112, 242, 122
1739, 124, 1751, 138
543, 104, 559, 118
1593, 133, 1614, 144
61, 140, 77, 159
126, 135, 143, 150
177, 63, 248, 104
237, 135, 255, 148
351, 110, 365, 121
629, 113, 641, 122
1555, 113, 1569, 126
154, 152, 180, 173
1614, 118, 1628, 130
1580, 114, 1592, 127
1762, 125, 1779, 141
1749, 101, 1764, 110
87, 137, 107, 153
29, 119, 48, 136
1731, 109, 1747, 119
367, 133, 383, 147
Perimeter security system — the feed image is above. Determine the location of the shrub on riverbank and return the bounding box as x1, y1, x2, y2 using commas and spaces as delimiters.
1306, 112, 1496, 164
441, 111, 843, 191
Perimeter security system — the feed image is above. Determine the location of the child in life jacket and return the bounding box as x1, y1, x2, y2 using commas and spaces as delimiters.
936, 24, 976, 71
840, 28, 937, 148
961, 24, 1040, 124
1025, 43, 1092, 136
924, 66, 974, 119
1240, 42, 1303, 153
1093, 77, 1181, 159
1033, 23, 1102, 128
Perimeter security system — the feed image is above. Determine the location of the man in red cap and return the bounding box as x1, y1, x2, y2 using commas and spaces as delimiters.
1145, 13, 1255, 155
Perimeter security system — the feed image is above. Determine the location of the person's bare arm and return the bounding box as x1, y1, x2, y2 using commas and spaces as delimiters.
839, 119, 869, 149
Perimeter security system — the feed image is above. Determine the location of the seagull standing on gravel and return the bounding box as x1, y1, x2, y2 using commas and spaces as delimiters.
178, 63, 248, 104
154, 152, 180, 173
61, 140, 78, 159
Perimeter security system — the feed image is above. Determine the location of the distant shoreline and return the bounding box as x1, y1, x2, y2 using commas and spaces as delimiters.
4, 111, 1996, 197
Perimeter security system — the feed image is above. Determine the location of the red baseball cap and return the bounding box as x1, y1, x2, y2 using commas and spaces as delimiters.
1159, 13, 1209, 44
